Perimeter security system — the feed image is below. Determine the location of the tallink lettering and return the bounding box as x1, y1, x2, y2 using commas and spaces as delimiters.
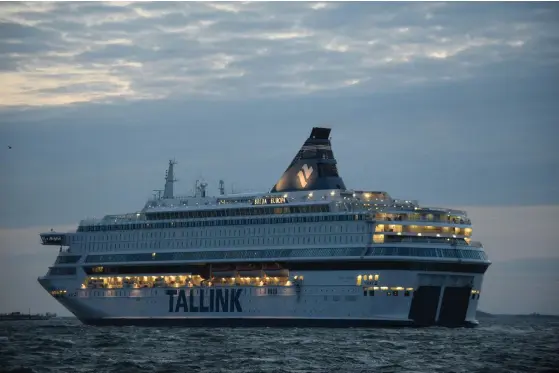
166, 288, 243, 313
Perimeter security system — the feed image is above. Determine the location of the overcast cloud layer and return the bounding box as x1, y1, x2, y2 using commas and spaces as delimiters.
0, 2, 558, 315
1, 2, 558, 106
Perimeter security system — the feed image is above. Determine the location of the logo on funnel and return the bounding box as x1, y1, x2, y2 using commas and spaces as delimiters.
297, 164, 314, 188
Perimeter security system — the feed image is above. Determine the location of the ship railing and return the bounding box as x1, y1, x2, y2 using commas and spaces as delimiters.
392, 199, 419, 206
423, 207, 468, 215
383, 205, 468, 216
381, 236, 471, 246
80, 214, 145, 225
469, 241, 484, 248
373, 215, 472, 225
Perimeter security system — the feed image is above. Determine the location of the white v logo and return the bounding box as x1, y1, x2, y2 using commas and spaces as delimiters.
297, 164, 313, 188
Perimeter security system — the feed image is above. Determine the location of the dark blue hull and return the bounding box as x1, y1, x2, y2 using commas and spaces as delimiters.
80, 317, 479, 328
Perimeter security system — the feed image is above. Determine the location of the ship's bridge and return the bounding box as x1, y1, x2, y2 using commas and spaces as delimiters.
40, 231, 72, 246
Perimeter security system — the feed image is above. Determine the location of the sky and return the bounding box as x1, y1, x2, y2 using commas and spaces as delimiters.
0, 1, 558, 316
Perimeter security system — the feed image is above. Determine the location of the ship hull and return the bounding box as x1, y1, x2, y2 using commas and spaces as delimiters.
80, 317, 478, 328
42, 269, 485, 328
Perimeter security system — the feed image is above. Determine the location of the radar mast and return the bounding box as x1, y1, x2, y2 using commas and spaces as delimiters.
163, 159, 177, 199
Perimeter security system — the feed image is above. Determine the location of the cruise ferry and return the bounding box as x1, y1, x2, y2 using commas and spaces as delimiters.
38, 127, 490, 327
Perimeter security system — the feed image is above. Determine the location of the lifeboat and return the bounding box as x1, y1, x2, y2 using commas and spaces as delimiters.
211, 264, 237, 278
263, 263, 289, 278
235, 264, 262, 278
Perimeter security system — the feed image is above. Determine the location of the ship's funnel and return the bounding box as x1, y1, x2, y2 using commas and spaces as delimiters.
270, 127, 346, 193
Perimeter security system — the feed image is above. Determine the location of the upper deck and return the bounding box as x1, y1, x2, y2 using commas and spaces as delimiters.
40, 127, 477, 253
73, 188, 470, 229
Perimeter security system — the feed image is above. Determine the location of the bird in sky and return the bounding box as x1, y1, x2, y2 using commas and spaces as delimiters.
8, 146, 12, 149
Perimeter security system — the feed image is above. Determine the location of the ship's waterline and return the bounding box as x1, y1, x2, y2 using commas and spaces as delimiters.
38, 127, 489, 327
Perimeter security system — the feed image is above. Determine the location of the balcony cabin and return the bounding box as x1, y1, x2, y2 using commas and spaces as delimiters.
375, 212, 471, 225
375, 224, 472, 237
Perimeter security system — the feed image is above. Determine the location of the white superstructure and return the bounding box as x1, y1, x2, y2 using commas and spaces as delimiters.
38, 127, 490, 327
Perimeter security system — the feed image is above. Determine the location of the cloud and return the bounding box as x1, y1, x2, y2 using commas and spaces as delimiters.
0, 2, 557, 107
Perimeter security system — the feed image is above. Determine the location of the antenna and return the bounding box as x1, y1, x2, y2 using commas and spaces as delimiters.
219, 180, 225, 195
152, 189, 163, 200
163, 159, 177, 199
196, 179, 208, 198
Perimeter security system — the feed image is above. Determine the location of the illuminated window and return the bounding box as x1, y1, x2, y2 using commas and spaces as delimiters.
373, 234, 384, 244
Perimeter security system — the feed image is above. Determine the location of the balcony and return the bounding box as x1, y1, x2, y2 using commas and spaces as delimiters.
374, 212, 471, 225
373, 234, 471, 246
375, 224, 472, 237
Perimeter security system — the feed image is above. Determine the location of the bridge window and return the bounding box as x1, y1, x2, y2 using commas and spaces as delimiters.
55, 255, 81, 264
48, 267, 77, 276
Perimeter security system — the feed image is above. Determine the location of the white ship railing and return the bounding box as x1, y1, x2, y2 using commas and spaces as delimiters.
392, 199, 419, 206
373, 215, 472, 225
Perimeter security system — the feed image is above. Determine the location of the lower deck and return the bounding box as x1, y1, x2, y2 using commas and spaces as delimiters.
40, 269, 484, 327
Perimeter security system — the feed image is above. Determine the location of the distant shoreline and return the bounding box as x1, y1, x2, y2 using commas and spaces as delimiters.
477, 310, 559, 319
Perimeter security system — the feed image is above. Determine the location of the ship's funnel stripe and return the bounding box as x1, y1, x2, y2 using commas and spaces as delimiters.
301, 145, 331, 151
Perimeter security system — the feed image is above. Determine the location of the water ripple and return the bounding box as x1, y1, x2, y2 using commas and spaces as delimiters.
1, 317, 558, 373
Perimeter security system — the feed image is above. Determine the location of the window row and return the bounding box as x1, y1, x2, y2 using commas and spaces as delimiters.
85, 247, 365, 263
55, 255, 81, 264
368, 247, 487, 260
375, 224, 472, 236
376, 212, 471, 225
78, 213, 366, 232
48, 267, 77, 276
79, 234, 367, 253
83, 260, 490, 275
75, 222, 368, 242
83, 246, 488, 264
146, 204, 330, 221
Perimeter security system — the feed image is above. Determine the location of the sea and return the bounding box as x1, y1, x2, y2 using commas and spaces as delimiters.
1, 316, 558, 373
